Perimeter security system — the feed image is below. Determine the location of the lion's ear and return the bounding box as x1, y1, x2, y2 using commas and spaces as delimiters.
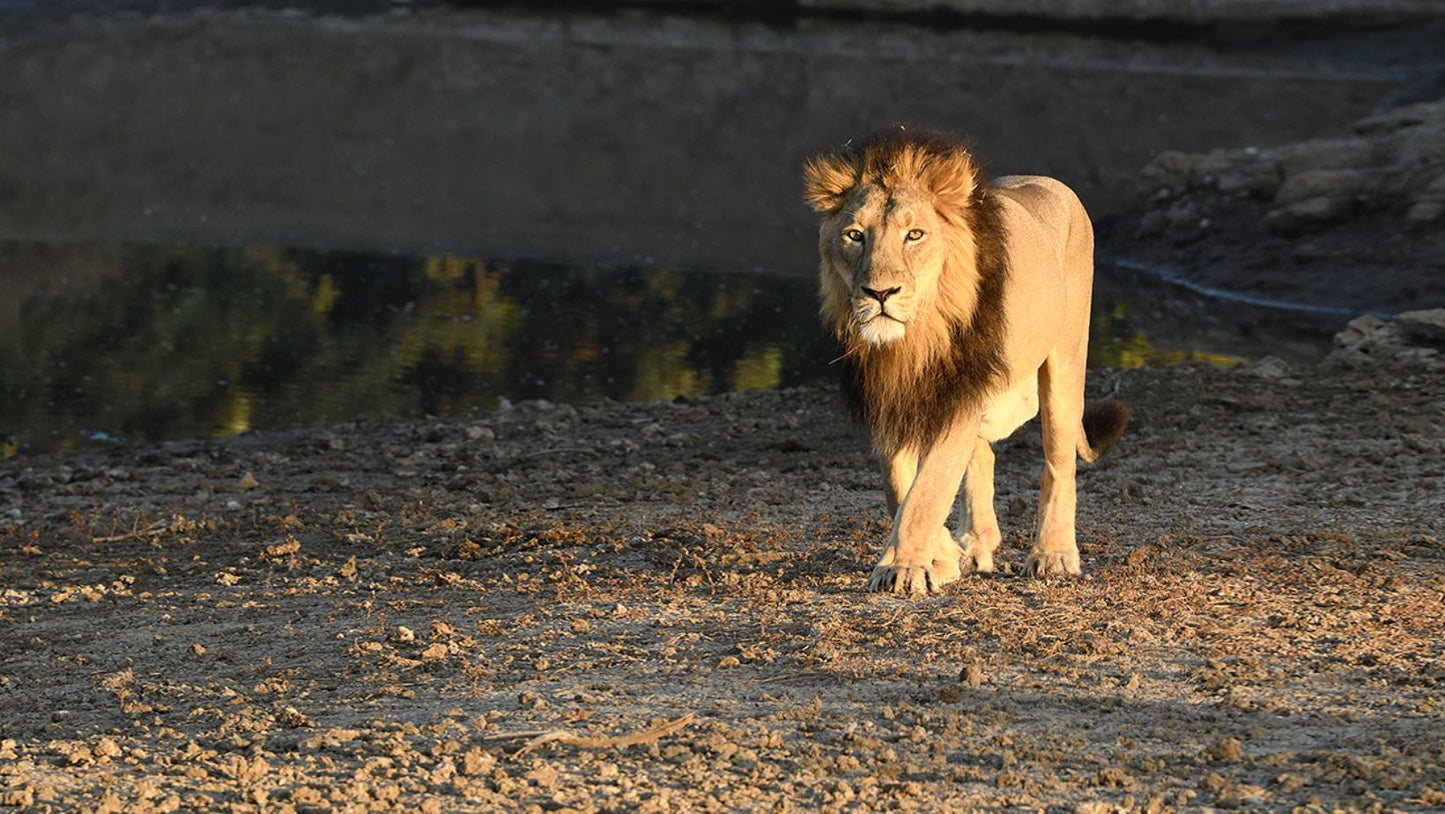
803, 153, 857, 213
927, 152, 980, 211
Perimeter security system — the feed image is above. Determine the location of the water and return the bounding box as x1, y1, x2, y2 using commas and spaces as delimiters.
1, 240, 1340, 454
1, 243, 831, 451
0, 8, 1403, 453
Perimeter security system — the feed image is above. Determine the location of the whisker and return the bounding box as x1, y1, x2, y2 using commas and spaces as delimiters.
828, 343, 860, 366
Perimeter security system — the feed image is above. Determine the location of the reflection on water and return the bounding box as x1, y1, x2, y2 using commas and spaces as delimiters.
0, 240, 1299, 455
1094, 261, 1343, 368
0, 243, 832, 453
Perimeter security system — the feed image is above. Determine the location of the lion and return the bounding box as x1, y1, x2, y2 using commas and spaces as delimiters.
803, 127, 1128, 596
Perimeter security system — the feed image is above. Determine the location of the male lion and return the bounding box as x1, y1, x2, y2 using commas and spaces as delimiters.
803, 127, 1128, 596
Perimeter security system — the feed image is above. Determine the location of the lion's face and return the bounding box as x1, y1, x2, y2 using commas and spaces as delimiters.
817, 183, 950, 347
804, 130, 982, 351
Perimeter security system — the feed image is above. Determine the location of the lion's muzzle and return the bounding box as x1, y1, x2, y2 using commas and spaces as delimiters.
852, 283, 911, 346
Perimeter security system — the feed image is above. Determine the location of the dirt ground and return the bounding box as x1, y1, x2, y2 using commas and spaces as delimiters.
3, 341, 1443, 811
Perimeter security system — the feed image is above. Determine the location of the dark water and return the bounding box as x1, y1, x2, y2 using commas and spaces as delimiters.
1, 240, 1329, 455
0, 9, 1403, 454
0, 243, 827, 452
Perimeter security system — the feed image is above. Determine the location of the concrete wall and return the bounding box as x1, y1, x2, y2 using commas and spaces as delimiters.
0, 9, 1397, 270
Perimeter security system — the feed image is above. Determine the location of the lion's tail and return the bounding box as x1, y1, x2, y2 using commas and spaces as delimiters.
1077, 399, 1130, 463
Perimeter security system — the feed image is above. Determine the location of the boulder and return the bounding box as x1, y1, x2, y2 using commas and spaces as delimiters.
1266, 196, 1354, 233
1331, 312, 1445, 369
1396, 309, 1445, 342
1406, 172, 1445, 226
1273, 169, 1370, 205
1271, 138, 1375, 178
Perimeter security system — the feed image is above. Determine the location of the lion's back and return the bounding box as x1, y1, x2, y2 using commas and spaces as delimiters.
987, 175, 1096, 365
990, 175, 1090, 243
989, 175, 1093, 278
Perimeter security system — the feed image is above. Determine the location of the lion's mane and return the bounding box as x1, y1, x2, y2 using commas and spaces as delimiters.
807, 129, 1011, 457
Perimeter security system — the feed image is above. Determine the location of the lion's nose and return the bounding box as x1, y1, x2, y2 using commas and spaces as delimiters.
862, 286, 901, 304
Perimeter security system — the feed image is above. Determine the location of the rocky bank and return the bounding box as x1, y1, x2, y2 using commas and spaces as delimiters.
1102, 100, 1445, 316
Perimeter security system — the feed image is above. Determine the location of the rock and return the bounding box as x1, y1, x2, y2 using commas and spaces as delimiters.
1267, 196, 1353, 234
1115, 97, 1444, 316
94, 737, 122, 760
1138, 149, 1235, 195
1243, 356, 1291, 380
460, 748, 494, 776
1331, 312, 1445, 369
1202, 736, 1244, 763
1271, 138, 1373, 177
1353, 100, 1445, 135
524, 764, 560, 788
1407, 197, 1444, 224
1216, 162, 1276, 196
1406, 173, 1445, 225
961, 663, 985, 688
1334, 315, 1395, 351
1396, 309, 1445, 342
1273, 169, 1369, 206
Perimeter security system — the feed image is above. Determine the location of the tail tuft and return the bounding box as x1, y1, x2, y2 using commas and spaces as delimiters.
1079, 399, 1130, 462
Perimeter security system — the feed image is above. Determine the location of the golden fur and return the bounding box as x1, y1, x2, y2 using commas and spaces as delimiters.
804, 127, 1127, 595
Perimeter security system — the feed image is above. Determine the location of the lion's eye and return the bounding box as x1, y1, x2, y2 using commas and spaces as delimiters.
906, 228, 925, 241
843, 228, 865, 243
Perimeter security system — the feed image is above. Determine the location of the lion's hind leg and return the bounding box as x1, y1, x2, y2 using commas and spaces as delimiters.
957, 437, 1001, 574
1028, 354, 1086, 578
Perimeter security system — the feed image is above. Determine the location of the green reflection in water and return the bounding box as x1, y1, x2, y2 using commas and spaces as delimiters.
0, 242, 1245, 455
0, 244, 833, 454
1089, 300, 1243, 370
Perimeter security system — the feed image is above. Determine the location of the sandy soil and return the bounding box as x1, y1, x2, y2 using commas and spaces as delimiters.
3, 345, 1443, 811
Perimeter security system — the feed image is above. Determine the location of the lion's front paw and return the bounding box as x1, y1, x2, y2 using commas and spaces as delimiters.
867, 564, 942, 597
868, 528, 960, 596
1024, 549, 1081, 578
